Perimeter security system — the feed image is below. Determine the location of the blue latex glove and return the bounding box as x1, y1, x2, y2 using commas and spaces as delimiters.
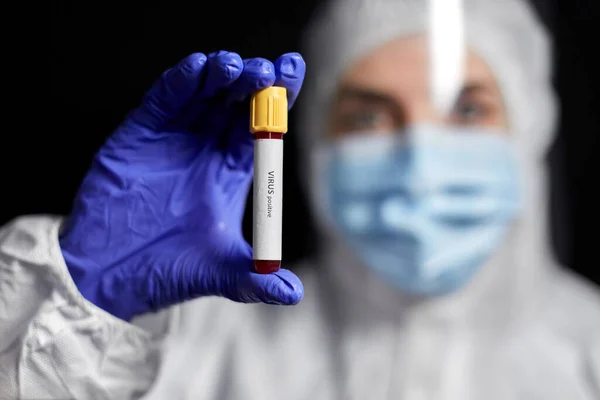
59, 51, 306, 321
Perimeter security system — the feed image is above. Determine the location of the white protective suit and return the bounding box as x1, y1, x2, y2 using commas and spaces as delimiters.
1, 0, 599, 399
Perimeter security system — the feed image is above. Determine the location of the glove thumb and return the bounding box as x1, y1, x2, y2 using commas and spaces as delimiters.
223, 240, 304, 306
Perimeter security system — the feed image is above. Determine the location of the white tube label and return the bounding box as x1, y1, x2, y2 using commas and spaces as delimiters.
253, 139, 284, 260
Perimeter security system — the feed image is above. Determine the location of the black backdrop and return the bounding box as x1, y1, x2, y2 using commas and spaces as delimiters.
2, 0, 597, 286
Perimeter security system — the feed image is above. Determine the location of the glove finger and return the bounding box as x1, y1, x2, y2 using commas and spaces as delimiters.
176, 51, 244, 129
273, 52, 306, 109
203, 51, 244, 97
223, 58, 277, 173
226, 58, 276, 104
130, 53, 208, 130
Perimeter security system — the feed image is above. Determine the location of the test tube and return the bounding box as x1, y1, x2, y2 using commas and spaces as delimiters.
250, 86, 288, 274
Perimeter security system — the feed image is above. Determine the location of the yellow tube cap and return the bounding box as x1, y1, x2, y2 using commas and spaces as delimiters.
250, 86, 288, 134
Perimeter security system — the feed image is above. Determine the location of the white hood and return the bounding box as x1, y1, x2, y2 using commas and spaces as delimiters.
297, 0, 560, 332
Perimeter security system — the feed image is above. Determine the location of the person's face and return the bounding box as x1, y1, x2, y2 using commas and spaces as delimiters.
330, 35, 508, 138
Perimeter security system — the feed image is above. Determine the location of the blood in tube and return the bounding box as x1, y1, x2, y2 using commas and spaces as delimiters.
250, 87, 288, 274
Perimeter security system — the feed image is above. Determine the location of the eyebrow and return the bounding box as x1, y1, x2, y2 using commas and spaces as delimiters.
459, 83, 491, 97
335, 86, 397, 105
336, 82, 492, 104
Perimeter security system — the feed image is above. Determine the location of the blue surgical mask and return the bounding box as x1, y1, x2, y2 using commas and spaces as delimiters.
322, 125, 522, 296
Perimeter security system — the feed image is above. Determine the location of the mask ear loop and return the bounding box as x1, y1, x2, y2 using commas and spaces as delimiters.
309, 142, 339, 234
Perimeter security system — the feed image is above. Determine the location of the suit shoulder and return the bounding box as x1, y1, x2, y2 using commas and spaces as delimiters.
541, 268, 600, 344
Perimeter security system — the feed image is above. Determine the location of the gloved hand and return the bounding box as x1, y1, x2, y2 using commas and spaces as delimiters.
59, 51, 306, 321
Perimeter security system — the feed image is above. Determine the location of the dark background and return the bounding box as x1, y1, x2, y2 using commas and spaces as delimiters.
2, 1, 598, 285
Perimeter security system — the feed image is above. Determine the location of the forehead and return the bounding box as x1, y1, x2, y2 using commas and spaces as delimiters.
339, 35, 500, 97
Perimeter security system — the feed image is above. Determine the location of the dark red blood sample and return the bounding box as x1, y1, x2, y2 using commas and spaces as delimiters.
254, 260, 281, 274
254, 132, 283, 140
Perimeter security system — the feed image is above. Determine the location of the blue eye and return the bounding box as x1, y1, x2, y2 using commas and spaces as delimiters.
354, 112, 381, 127
453, 102, 487, 122
340, 111, 390, 131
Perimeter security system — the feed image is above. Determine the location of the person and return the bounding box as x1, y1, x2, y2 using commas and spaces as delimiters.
1, 0, 599, 398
